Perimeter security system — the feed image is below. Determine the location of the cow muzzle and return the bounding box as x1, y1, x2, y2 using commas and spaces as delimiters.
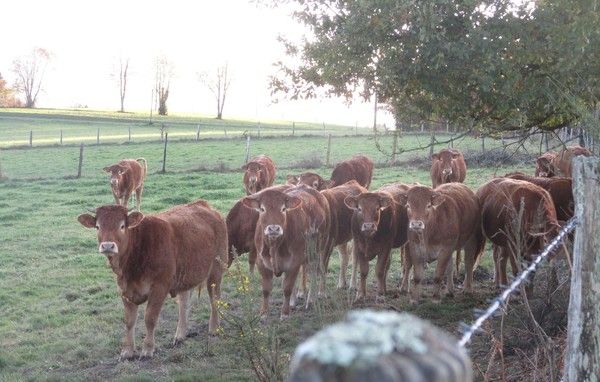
361, 222, 377, 236
538, 171, 548, 177
99, 241, 119, 255
264, 225, 283, 239
110, 179, 118, 186
409, 220, 425, 233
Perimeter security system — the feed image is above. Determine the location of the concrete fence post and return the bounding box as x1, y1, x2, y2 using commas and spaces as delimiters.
564, 156, 600, 381
288, 310, 472, 382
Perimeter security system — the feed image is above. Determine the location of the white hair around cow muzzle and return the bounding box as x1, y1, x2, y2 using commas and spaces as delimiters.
265, 225, 283, 238
99, 241, 119, 255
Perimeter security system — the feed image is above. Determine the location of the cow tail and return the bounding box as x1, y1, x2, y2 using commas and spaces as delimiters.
455, 249, 461, 275
136, 157, 147, 178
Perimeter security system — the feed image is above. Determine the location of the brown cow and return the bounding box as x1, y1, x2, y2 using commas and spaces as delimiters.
430, 149, 467, 188
226, 184, 291, 273
103, 158, 147, 210
477, 178, 560, 290
242, 155, 276, 195
320, 180, 368, 289
503, 172, 573, 221
399, 183, 484, 304
535, 151, 557, 177
286, 172, 331, 190
242, 185, 330, 318
331, 155, 374, 188
550, 145, 593, 178
344, 183, 410, 301
77, 201, 227, 360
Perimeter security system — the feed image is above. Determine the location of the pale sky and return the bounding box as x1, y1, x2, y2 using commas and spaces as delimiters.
1, 0, 394, 126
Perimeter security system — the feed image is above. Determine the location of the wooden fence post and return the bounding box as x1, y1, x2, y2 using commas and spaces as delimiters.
77, 143, 84, 178
224, 128, 227, 138
245, 135, 251, 164
564, 156, 600, 382
292, 122, 295, 137
196, 125, 200, 141
0, 149, 4, 179
29, 130, 33, 147
325, 134, 332, 167
128, 126, 131, 142
481, 136, 485, 153
60, 130, 63, 145
429, 128, 435, 157
161, 133, 168, 173
257, 121, 261, 138
355, 122, 358, 136
97, 128, 100, 145
391, 130, 399, 165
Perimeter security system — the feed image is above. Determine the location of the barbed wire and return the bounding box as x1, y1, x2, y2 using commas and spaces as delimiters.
458, 216, 579, 348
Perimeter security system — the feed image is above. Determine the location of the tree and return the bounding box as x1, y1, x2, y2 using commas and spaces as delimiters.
154, 56, 173, 116
113, 57, 129, 112
199, 63, 231, 120
12, 47, 51, 108
272, 0, 600, 136
0, 72, 22, 107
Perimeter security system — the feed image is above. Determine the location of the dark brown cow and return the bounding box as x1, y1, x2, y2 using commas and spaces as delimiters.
550, 145, 593, 178
242, 185, 330, 318
535, 151, 557, 177
320, 180, 368, 289
503, 172, 574, 221
430, 149, 467, 188
330, 155, 374, 189
399, 183, 484, 304
103, 158, 147, 210
242, 155, 276, 195
226, 184, 291, 273
77, 201, 227, 360
286, 172, 331, 190
477, 178, 560, 290
344, 183, 410, 301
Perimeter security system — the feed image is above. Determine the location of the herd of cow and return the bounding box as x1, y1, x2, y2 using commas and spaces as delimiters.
77, 145, 592, 360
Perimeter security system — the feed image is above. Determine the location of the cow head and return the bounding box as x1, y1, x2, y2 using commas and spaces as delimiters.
242, 162, 264, 194
78, 205, 144, 257
287, 172, 332, 190
398, 186, 445, 234
344, 192, 393, 237
432, 150, 460, 182
535, 155, 555, 178
103, 164, 129, 188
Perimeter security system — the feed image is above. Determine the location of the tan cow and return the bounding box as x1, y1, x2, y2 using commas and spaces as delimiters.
550, 145, 593, 178
242, 185, 330, 319
477, 179, 560, 291
103, 158, 147, 210
242, 155, 276, 195
399, 183, 484, 304
77, 201, 227, 359
344, 183, 410, 301
430, 149, 467, 188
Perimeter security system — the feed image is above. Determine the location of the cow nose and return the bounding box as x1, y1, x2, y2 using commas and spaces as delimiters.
99, 241, 118, 254
538, 172, 547, 177
442, 169, 452, 175
361, 222, 377, 232
265, 225, 283, 237
250, 176, 257, 183
110, 179, 118, 185
409, 220, 425, 232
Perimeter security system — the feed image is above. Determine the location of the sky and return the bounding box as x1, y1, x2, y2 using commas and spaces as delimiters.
1, 0, 394, 127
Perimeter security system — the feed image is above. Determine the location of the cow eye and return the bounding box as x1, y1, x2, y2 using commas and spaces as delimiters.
281, 205, 287, 212
357, 207, 362, 212
120, 223, 126, 230
95, 225, 99, 230
313, 182, 319, 188
427, 203, 432, 209
260, 206, 266, 213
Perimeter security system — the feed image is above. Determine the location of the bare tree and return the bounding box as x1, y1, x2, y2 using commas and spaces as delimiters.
113, 57, 129, 112
12, 48, 51, 108
199, 63, 231, 119
154, 56, 173, 116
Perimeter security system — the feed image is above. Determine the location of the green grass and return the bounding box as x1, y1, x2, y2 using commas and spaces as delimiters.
0, 109, 544, 381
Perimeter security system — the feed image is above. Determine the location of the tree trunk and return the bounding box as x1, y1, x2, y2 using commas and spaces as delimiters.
564, 156, 600, 382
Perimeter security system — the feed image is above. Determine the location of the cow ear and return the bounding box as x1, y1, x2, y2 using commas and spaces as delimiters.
103, 166, 112, 173
241, 164, 248, 170
431, 153, 439, 161
286, 175, 299, 185
431, 193, 446, 208
452, 152, 460, 159
127, 212, 144, 228
344, 196, 359, 210
285, 196, 302, 210
322, 180, 334, 189
379, 194, 393, 210
241, 196, 261, 211
397, 193, 408, 206
78, 213, 96, 228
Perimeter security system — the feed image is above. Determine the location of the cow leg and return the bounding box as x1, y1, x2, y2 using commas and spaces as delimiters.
337, 242, 350, 289
282, 268, 299, 319
499, 250, 509, 287
122, 191, 131, 209
207, 261, 223, 334
399, 245, 412, 294
248, 249, 257, 274
374, 251, 390, 301
296, 265, 307, 300
257, 261, 273, 318
349, 242, 358, 290
120, 297, 139, 361
113, 193, 121, 205
355, 251, 369, 302
432, 250, 453, 303
141, 289, 168, 359
462, 237, 479, 293
135, 184, 144, 211
493, 245, 502, 288
445, 255, 455, 297
173, 289, 192, 346
410, 243, 424, 305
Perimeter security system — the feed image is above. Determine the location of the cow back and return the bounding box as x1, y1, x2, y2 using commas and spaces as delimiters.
331, 155, 374, 189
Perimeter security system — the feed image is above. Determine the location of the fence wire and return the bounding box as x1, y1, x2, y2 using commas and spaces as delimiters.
458, 216, 579, 347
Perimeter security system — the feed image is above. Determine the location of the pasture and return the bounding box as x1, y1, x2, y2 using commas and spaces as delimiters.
0, 110, 566, 381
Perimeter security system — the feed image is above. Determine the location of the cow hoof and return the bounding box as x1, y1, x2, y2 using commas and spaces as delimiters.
353, 294, 365, 304
119, 349, 136, 361
337, 281, 347, 290
295, 291, 305, 300
172, 337, 185, 347
318, 292, 329, 299
375, 295, 386, 303
280, 314, 290, 321
431, 298, 441, 305
409, 298, 419, 306
140, 348, 154, 360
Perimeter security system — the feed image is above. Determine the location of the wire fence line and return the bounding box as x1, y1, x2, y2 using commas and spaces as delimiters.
457, 216, 579, 348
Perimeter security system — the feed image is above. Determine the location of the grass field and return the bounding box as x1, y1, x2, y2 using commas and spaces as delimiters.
0, 109, 564, 381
